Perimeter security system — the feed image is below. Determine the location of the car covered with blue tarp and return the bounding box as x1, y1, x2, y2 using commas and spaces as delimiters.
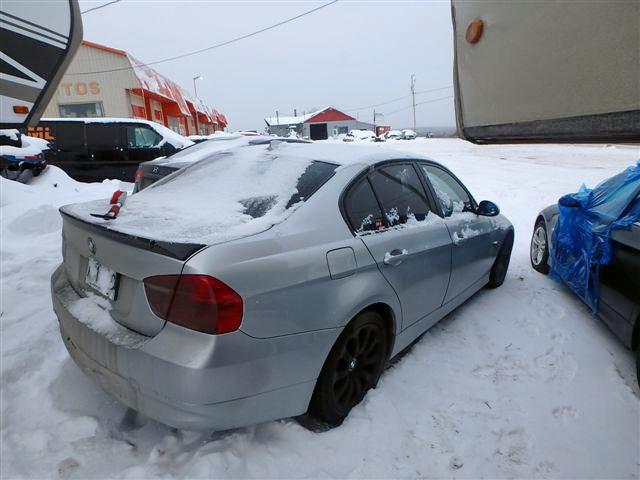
530, 161, 640, 383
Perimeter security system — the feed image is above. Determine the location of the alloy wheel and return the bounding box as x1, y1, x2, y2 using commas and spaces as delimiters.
332, 323, 385, 412
531, 225, 547, 266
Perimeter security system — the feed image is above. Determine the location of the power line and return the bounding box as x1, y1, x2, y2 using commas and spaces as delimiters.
344, 86, 452, 113
81, 0, 122, 14
71, 0, 339, 75
384, 95, 453, 116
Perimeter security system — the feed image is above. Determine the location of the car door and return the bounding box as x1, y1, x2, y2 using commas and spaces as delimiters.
44, 122, 89, 180
344, 162, 452, 331
419, 163, 499, 303
85, 123, 129, 181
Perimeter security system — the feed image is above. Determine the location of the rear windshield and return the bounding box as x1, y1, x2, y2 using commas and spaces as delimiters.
68, 144, 337, 244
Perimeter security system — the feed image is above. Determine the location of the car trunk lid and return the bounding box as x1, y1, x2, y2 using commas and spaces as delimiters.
60, 207, 205, 336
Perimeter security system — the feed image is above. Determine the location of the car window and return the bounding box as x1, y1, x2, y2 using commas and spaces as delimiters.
127, 126, 161, 148
47, 122, 84, 151
368, 164, 430, 226
344, 178, 385, 233
421, 164, 471, 217
85, 124, 125, 149
286, 161, 337, 208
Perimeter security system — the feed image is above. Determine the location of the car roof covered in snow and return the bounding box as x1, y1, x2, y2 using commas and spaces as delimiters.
262, 141, 432, 167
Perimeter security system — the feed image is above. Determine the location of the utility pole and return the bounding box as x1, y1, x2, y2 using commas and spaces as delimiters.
410, 74, 416, 132
373, 108, 376, 135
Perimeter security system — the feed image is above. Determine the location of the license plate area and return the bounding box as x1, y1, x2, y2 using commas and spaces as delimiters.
85, 257, 119, 301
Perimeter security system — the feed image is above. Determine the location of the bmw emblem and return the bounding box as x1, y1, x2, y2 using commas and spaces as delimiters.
88, 237, 96, 256
152, 166, 159, 173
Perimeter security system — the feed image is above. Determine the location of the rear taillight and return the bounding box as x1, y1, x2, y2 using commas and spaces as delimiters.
134, 167, 143, 187
143, 274, 243, 335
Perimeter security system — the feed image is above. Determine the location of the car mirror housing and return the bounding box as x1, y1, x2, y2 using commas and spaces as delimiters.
477, 200, 500, 217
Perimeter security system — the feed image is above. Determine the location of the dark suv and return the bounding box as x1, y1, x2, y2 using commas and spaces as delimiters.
26, 118, 192, 182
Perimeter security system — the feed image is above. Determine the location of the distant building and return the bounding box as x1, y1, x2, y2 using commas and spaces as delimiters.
265, 107, 374, 140
42, 41, 227, 135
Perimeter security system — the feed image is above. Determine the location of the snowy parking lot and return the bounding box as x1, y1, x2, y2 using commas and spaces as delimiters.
1, 138, 638, 479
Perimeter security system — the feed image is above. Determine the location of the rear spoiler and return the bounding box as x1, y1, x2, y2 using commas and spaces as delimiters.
60, 207, 205, 261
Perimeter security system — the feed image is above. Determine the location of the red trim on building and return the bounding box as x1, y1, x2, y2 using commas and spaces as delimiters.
86, 42, 228, 133
305, 108, 355, 123
131, 104, 146, 118
82, 40, 127, 57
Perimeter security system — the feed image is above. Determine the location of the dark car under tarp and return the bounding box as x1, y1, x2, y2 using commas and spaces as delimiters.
549, 161, 640, 312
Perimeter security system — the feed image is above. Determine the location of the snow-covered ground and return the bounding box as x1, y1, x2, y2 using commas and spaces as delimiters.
1, 139, 638, 479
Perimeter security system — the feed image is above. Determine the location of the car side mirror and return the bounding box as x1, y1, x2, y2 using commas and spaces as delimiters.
477, 200, 500, 217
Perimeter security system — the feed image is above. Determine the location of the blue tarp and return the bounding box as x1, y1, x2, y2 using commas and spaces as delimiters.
549, 160, 640, 313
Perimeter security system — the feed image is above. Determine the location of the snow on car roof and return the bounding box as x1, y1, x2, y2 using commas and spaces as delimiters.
64, 141, 431, 245
0, 135, 49, 158
156, 137, 430, 168
40, 117, 193, 149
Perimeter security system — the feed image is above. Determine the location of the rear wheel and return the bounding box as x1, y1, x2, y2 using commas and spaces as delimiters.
308, 311, 388, 426
531, 219, 550, 274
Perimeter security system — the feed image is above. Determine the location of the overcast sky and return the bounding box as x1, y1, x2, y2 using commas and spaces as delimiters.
78, 1, 456, 131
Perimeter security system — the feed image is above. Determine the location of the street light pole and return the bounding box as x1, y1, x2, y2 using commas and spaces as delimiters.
410, 74, 416, 132
193, 75, 203, 97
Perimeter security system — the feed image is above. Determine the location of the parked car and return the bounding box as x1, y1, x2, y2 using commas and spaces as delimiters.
27, 118, 193, 183
52, 141, 513, 430
0, 130, 49, 183
134, 135, 309, 192
530, 167, 639, 382
385, 130, 403, 140
400, 129, 417, 140
343, 130, 376, 142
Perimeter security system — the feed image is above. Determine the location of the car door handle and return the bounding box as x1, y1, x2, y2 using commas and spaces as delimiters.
453, 233, 466, 246
383, 249, 409, 266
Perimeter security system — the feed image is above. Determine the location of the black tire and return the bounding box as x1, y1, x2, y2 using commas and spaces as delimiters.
487, 230, 514, 288
531, 219, 550, 274
308, 311, 389, 426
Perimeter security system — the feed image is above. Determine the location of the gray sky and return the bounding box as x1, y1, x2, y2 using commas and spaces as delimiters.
78, 1, 455, 131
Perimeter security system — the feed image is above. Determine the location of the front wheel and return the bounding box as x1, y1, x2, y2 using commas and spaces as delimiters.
308, 311, 389, 426
531, 219, 550, 274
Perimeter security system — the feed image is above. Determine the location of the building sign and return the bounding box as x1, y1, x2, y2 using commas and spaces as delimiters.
60, 81, 101, 96
26, 125, 54, 140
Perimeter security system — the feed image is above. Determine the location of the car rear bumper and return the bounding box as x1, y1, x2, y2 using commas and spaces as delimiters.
51, 265, 337, 431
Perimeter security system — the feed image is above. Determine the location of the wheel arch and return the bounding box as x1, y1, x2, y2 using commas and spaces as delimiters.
360, 302, 397, 358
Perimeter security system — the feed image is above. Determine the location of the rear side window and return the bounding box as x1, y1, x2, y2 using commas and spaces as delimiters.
127, 126, 161, 148
85, 124, 125, 148
286, 161, 337, 208
368, 164, 430, 226
344, 178, 384, 233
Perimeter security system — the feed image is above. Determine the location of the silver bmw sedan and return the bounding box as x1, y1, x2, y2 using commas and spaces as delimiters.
51, 141, 513, 430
